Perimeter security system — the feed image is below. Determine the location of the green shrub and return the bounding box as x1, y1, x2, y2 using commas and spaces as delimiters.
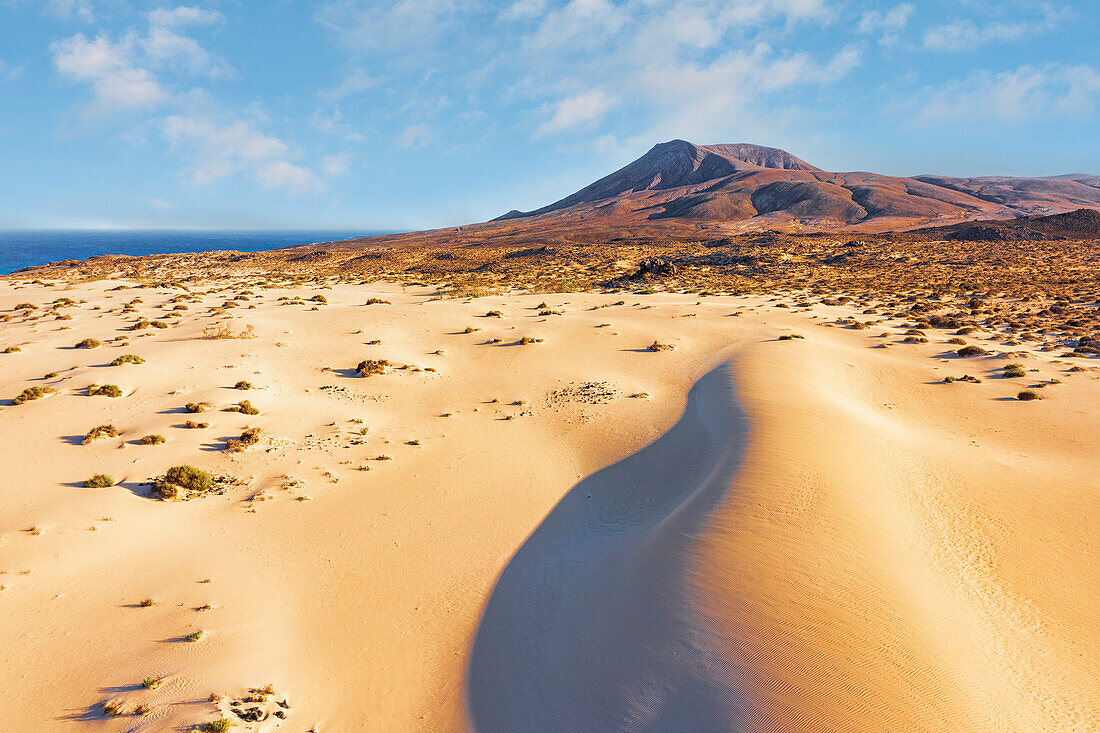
75, 338, 101, 349
84, 474, 114, 488
1002, 363, 1027, 378
185, 630, 205, 642
1017, 390, 1041, 401
226, 400, 259, 415
183, 420, 209, 429
234, 380, 252, 390
138, 434, 166, 445
356, 359, 390, 377
956, 345, 989, 357
13, 386, 56, 404
83, 424, 119, 444
199, 719, 231, 733
186, 401, 212, 413
142, 676, 162, 690
152, 465, 213, 500
88, 384, 123, 398
110, 354, 145, 366
225, 427, 263, 451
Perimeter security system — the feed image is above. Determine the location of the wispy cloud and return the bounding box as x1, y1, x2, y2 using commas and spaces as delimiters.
914, 63, 1100, 122
535, 89, 616, 137
923, 6, 1068, 52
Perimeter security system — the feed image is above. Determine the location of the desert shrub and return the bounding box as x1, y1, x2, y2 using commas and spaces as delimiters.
356, 359, 390, 377
956, 345, 989, 357
647, 340, 674, 351
518, 336, 543, 345
14, 302, 35, 310
364, 298, 390, 305
1017, 390, 1041, 401
130, 320, 151, 330
183, 420, 209, 429
153, 465, 213, 500
1002, 363, 1027, 378
142, 676, 162, 690
233, 380, 252, 390
83, 424, 119, 443
778, 334, 804, 340
138, 434, 166, 445
947, 337, 967, 345
13, 386, 56, 404
484, 310, 503, 317
225, 427, 263, 451
138, 597, 156, 607
185, 630, 205, 642
110, 354, 145, 366
84, 474, 114, 488
186, 401, 212, 413
150, 320, 168, 329
199, 719, 231, 733
75, 338, 101, 349
203, 322, 254, 339
310, 294, 327, 304
88, 384, 123, 398
462, 326, 480, 334
226, 400, 259, 415
3, 346, 20, 353
44, 372, 57, 378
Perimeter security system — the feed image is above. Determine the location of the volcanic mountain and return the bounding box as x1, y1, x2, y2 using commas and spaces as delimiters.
496, 140, 1100, 232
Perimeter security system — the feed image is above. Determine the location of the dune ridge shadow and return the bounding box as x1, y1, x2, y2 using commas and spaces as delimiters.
467, 363, 749, 732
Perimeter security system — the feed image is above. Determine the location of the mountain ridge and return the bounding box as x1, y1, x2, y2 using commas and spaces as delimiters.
496, 140, 1100, 232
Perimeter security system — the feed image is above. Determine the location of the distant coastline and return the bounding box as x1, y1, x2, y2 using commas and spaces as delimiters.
0, 229, 390, 274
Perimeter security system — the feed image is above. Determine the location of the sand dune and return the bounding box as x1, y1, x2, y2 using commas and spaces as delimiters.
0, 278, 1096, 731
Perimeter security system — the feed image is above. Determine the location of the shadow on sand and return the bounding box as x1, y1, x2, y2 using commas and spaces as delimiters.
467, 363, 749, 733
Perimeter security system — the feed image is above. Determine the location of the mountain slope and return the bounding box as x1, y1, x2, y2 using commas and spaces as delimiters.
497, 140, 1100, 232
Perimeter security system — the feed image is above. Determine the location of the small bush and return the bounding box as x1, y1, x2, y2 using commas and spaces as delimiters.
84, 474, 114, 488
186, 401, 212, 413
142, 676, 162, 690
226, 400, 259, 415
150, 320, 168, 329
3, 346, 20, 353
956, 346, 989, 357
88, 384, 123, 398
647, 340, 674, 351
84, 424, 119, 444
138, 597, 156, 607
778, 334, 804, 341
310, 294, 327, 304
110, 354, 145, 366
199, 719, 231, 733
518, 336, 543, 345
1017, 390, 1041, 401
183, 420, 209, 429
14, 302, 35, 310
356, 359, 390, 377
153, 465, 213, 500
225, 427, 263, 451
139, 434, 166, 445
75, 338, 101, 349
364, 298, 390, 305
13, 386, 56, 404
233, 380, 252, 390
1002, 363, 1027, 378
185, 630, 205, 642
484, 310, 503, 317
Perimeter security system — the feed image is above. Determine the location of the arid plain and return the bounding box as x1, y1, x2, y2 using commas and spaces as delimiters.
1, 269, 1097, 732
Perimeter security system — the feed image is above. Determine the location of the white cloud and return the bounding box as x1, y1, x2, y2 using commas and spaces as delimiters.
317, 0, 471, 53
915, 64, 1100, 122
162, 115, 323, 192
535, 88, 616, 137
858, 3, 912, 33
500, 0, 548, 21
46, 0, 95, 23
322, 153, 352, 176
0, 58, 25, 82
923, 7, 1066, 52
51, 33, 168, 112
148, 197, 173, 209
147, 6, 225, 28
319, 69, 377, 102
398, 124, 432, 148
255, 160, 325, 193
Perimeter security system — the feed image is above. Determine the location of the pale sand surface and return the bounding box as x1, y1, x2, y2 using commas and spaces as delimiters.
0, 278, 1096, 731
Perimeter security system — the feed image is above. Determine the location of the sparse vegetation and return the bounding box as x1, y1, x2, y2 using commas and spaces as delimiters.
142, 676, 162, 690
75, 338, 101, 349
186, 401, 212, 413
138, 434, 166, 445
84, 424, 119, 444
84, 474, 114, 488
957, 345, 989, 357
233, 380, 252, 390
1002, 363, 1027, 378
778, 334, 805, 340
356, 359, 390, 377
152, 464, 214, 500
647, 340, 674, 351
88, 384, 123, 398
13, 386, 57, 404
225, 427, 263, 451
183, 420, 209, 429
110, 354, 145, 366
225, 400, 259, 415
185, 630, 205, 642
1017, 390, 1041, 401
199, 718, 232, 732
203, 322, 255, 339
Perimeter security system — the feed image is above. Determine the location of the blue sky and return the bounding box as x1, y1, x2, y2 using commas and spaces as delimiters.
0, 0, 1097, 230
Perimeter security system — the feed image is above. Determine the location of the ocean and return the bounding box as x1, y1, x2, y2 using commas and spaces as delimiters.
0, 229, 390, 275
